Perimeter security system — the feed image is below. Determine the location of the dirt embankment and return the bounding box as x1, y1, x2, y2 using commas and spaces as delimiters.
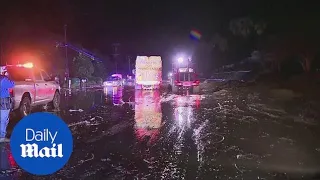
204, 73, 320, 101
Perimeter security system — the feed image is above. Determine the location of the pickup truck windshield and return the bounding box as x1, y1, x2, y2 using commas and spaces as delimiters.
108, 77, 121, 81
6, 67, 33, 81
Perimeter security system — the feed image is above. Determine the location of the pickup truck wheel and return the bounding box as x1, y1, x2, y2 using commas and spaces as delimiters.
19, 96, 31, 117
52, 91, 60, 109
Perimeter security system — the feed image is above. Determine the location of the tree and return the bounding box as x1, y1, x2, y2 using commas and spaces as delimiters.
229, 17, 267, 37
292, 38, 317, 73
72, 53, 94, 78
268, 35, 318, 73
222, 17, 268, 71
229, 17, 253, 37
211, 33, 228, 52
92, 61, 107, 78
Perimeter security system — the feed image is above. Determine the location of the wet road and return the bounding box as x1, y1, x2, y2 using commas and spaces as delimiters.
1, 85, 320, 179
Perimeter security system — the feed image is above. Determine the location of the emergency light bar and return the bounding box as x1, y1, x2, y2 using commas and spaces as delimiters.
179, 68, 193, 72
5, 62, 34, 68
17, 62, 34, 68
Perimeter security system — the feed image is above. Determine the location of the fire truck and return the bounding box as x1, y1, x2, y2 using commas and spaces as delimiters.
169, 59, 200, 93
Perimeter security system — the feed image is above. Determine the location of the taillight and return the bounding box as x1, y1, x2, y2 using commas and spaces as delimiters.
9, 88, 14, 97
192, 80, 200, 86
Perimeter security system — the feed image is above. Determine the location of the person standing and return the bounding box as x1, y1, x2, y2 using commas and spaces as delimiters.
0, 70, 14, 143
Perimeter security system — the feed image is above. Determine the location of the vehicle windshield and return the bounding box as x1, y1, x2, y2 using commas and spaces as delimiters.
178, 72, 195, 81
6, 67, 33, 81
108, 76, 121, 81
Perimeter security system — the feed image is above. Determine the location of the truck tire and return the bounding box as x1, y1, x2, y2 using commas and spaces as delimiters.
19, 96, 31, 118
52, 91, 60, 110
193, 86, 200, 94
172, 85, 178, 93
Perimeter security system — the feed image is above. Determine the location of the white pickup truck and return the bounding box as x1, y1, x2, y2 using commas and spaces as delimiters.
3, 64, 61, 117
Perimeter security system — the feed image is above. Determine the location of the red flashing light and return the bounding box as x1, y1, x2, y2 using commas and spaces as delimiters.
9, 88, 14, 97
195, 96, 200, 109
192, 80, 200, 86
8, 150, 17, 168
175, 80, 182, 85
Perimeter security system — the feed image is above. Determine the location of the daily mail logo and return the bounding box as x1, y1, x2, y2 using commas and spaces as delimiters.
20, 128, 63, 158
10, 113, 73, 175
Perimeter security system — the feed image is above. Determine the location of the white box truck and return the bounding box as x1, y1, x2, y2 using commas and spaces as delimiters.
135, 56, 162, 90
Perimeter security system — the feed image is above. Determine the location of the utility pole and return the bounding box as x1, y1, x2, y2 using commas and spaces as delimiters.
112, 43, 120, 73
64, 24, 69, 79
128, 56, 131, 74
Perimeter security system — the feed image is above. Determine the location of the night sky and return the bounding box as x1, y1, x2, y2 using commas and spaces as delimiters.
0, 0, 267, 52
0, 0, 319, 74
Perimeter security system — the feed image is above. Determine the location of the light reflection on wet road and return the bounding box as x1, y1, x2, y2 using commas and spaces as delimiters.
1, 86, 320, 179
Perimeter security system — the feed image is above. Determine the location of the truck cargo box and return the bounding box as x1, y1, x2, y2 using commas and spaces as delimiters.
135, 56, 162, 90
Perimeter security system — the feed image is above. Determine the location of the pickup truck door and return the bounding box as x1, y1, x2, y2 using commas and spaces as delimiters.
33, 68, 47, 102
41, 70, 55, 100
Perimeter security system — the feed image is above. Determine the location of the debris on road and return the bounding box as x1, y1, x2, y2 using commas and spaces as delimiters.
69, 109, 84, 112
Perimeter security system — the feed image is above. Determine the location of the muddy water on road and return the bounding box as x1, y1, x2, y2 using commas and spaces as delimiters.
2, 86, 320, 179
